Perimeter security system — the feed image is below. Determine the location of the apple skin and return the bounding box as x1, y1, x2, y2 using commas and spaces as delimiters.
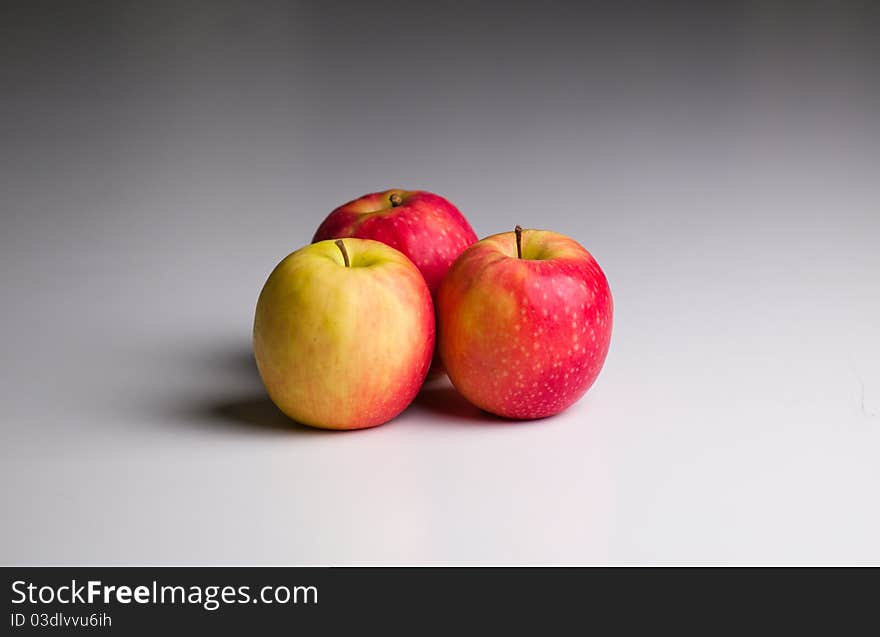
253, 238, 435, 430
437, 229, 612, 420
312, 189, 478, 298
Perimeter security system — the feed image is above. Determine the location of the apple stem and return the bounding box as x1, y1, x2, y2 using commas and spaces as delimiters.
389, 193, 403, 207
515, 225, 523, 259
334, 239, 350, 267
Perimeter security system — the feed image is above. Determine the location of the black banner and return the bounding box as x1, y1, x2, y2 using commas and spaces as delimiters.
3, 567, 877, 633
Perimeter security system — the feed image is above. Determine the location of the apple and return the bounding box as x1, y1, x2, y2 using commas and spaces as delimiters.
253, 238, 435, 430
437, 226, 613, 419
313, 189, 478, 296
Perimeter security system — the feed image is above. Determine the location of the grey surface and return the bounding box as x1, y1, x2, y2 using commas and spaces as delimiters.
2, 1, 879, 564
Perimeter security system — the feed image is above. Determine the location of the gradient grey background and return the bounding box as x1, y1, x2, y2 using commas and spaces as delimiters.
2, 1, 878, 564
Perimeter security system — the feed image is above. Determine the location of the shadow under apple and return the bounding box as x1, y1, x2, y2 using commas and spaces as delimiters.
170, 394, 331, 436
414, 380, 509, 425
208, 395, 320, 433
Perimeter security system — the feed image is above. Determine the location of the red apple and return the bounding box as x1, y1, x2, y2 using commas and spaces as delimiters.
313, 189, 478, 298
437, 226, 613, 419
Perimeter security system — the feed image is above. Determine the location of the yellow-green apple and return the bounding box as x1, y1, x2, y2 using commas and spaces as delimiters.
253, 238, 434, 430
313, 189, 478, 296
437, 227, 613, 419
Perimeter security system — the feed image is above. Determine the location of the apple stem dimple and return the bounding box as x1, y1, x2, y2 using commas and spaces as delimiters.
334, 239, 350, 267
515, 225, 523, 259
389, 193, 403, 207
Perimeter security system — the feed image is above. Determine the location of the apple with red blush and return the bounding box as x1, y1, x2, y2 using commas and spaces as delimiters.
254, 238, 434, 430
313, 189, 477, 297
437, 226, 613, 419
